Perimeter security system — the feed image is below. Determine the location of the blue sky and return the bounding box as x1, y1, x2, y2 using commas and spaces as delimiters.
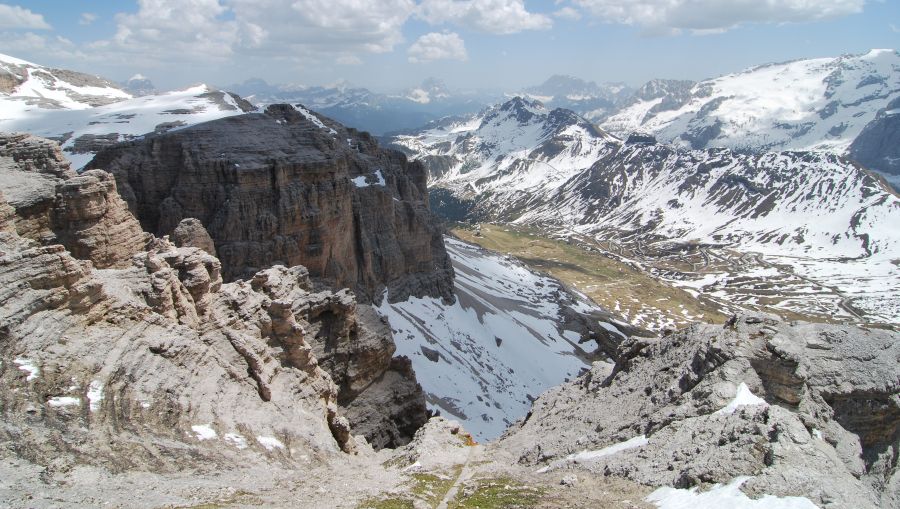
2, 0, 897, 91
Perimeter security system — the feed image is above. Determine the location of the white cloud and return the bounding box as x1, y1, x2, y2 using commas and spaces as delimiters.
79, 13, 97, 26
90, 0, 239, 64
75, 0, 415, 68
570, 0, 866, 33
408, 31, 468, 63
418, 0, 552, 34
553, 6, 582, 21
230, 0, 416, 54
0, 4, 52, 30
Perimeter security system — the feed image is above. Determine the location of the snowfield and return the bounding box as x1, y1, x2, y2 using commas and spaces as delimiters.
377, 237, 621, 440
1, 52, 255, 171
601, 49, 900, 156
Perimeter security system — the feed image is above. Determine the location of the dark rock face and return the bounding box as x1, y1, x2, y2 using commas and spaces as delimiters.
849, 96, 900, 188
89, 104, 453, 303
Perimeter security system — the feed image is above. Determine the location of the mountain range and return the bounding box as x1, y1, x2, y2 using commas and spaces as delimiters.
0, 47, 897, 508
390, 95, 899, 327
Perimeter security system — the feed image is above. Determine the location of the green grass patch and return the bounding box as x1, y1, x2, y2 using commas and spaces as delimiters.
448, 476, 545, 509
411, 470, 458, 507
452, 224, 727, 330
356, 498, 416, 509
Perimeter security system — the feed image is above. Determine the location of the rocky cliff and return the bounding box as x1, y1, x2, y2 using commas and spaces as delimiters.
499, 314, 899, 508
87, 104, 454, 303
0, 132, 149, 267
0, 130, 428, 487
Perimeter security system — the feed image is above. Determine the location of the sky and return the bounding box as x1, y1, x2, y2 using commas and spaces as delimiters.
1, 0, 898, 92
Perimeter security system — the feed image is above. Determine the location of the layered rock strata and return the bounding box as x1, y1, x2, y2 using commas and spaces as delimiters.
0, 132, 428, 483
88, 104, 454, 303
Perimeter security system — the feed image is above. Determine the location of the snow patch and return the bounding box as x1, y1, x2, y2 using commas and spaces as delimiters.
646, 476, 820, 509
13, 358, 38, 381
351, 169, 386, 188
47, 396, 80, 408
292, 104, 337, 135
256, 436, 285, 451
716, 383, 768, 415
191, 424, 217, 440
567, 435, 649, 462
87, 380, 103, 412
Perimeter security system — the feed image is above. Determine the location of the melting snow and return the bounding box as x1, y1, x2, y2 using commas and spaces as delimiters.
567, 435, 649, 462
537, 435, 649, 473
716, 383, 768, 415
646, 476, 820, 509
256, 436, 285, 451
87, 380, 104, 412
351, 170, 386, 188
191, 424, 217, 440
13, 358, 38, 381
292, 104, 337, 135
47, 396, 80, 407
377, 236, 618, 440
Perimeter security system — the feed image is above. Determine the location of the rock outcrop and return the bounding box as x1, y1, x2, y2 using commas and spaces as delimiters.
850, 96, 900, 189
171, 217, 216, 256
0, 133, 148, 267
0, 132, 430, 488
88, 104, 454, 303
500, 315, 899, 509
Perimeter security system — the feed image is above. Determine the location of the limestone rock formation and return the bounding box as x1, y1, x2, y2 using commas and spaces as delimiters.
88, 104, 454, 303
171, 217, 216, 256
0, 132, 430, 489
500, 315, 899, 509
0, 133, 148, 267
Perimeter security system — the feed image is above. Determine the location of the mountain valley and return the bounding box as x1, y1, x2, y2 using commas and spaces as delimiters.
1, 44, 898, 509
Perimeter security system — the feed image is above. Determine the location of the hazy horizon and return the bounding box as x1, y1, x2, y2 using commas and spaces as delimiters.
1, 1, 898, 93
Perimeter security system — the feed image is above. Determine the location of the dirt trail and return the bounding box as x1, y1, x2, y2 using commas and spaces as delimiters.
436, 445, 481, 509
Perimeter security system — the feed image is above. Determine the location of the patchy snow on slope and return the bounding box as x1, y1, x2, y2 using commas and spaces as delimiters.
351, 169, 386, 188
291, 103, 337, 135
715, 383, 768, 415
47, 396, 80, 408
603, 50, 900, 156
646, 476, 820, 509
256, 436, 285, 451
13, 358, 39, 381
377, 236, 612, 440
397, 93, 900, 325
1, 52, 131, 112
191, 424, 217, 441
1, 85, 252, 170
87, 380, 104, 412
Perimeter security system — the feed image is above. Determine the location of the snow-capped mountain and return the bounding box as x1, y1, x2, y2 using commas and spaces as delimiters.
402, 77, 453, 104
392, 97, 900, 325
227, 77, 496, 135
1, 84, 254, 170
121, 73, 157, 97
599, 79, 695, 135
0, 52, 131, 110
518, 75, 633, 121
600, 50, 900, 156
1, 53, 256, 170
378, 236, 635, 440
